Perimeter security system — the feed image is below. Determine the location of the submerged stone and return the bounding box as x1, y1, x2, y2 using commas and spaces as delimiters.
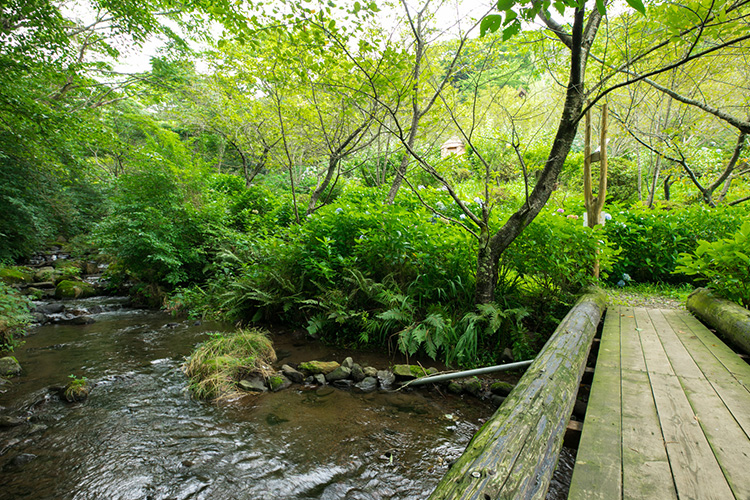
355, 376, 378, 392
0, 415, 25, 428
63, 379, 91, 402
377, 370, 395, 389
0, 357, 22, 377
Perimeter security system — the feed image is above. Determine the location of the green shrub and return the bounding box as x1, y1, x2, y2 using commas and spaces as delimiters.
604, 204, 748, 284
183, 328, 276, 399
504, 209, 617, 301
675, 221, 750, 308
0, 282, 32, 352
93, 167, 230, 286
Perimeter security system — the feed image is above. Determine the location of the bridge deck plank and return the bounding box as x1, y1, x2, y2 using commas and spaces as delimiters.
569, 306, 750, 500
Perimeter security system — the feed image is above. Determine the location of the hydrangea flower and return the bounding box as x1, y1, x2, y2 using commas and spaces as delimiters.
557, 208, 565, 213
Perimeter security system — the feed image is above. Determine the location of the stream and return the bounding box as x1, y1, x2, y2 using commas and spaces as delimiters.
0, 296, 504, 499
0, 295, 575, 499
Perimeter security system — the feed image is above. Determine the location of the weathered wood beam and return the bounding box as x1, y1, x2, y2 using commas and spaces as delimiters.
429, 288, 607, 500
687, 288, 750, 356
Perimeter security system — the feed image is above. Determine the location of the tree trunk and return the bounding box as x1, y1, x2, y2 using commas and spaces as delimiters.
308, 156, 339, 214
472, 9, 591, 304
647, 155, 662, 207
636, 148, 642, 202
687, 288, 750, 355
474, 228, 499, 304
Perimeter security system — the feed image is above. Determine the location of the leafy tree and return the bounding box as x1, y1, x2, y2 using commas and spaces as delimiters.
398, 0, 750, 303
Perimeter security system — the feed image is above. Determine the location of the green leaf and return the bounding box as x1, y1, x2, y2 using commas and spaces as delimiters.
502, 21, 521, 41
625, 0, 646, 15
480, 14, 503, 36
496, 0, 516, 10
595, 0, 606, 15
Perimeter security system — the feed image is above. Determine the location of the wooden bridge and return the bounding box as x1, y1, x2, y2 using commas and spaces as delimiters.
569, 306, 750, 499
429, 293, 750, 499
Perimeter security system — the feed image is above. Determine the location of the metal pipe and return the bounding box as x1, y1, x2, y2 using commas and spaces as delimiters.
404, 359, 534, 387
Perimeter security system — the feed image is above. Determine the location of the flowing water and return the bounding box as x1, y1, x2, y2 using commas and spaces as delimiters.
0, 297, 501, 500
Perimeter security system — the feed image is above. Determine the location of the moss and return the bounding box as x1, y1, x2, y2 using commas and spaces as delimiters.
53, 265, 82, 284
490, 381, 516, 396
54, 280, 96, 299
393, 364, 429, 379
268, 375, 285, 391
183, 328, 276, 400
298, 360, 340, 375
463, 377, 483, 396
0, 267, 33, 285
63, 378, 91, 402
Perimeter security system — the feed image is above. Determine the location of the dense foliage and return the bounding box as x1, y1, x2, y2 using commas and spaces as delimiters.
676, 222, 750, 308
0, 281, 32, 351
2, 0, 749, 365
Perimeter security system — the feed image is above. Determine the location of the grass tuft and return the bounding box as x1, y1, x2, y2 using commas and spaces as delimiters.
183, 328, 276, 400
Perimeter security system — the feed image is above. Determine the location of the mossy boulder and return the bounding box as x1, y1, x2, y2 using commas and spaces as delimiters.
0, 357, 22, 377
54, 280, 96, 299
268, 374, 292, 392
63, 378, 91, 402
463, 377, 483, 397
53, 265, 82, 284
298, 360, 340, 375
33, 267, 56, 283
0, 267, 33, 285
490, 381, 516, 397
393, 364, 430, 380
